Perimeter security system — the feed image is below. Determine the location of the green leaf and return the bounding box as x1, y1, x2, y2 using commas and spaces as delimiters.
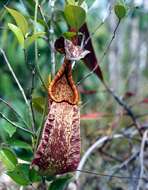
32, 96, 46, 114
49, 175, 73, 190
0, 148, 18, 171
6, 7, 28, 36
29, 168, 42, 182
8, 23, 24, 48
66, 0, 76, 5
3, 123, 16, 137
8, 139, 32, 150
7, 164, 31, 186
25, 32, 46, 48
63, 32, 76, 39
64, 5, 86, 30
14, 148, 33, 162
114, 4, 127, 19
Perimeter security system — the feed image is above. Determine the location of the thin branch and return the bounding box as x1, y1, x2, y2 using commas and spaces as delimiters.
0, 0, 10, 20
34, 0, 47, 90
68, 167, 145, 190
34, 100, 47, 153
34, 0, 39, 66
49, 0, 56, 79
99, 149, 123, 163
23, 48, 36, 134
36, 2, 51, 48
103, 82, 142, 136
23, 48, 38, 136
136, 130, 148, 190
30, 68, 36, 132
0, 112, 33, 135
75, 129, 139, 181
109, 151, 140, 181
75, 134, 123, 180
0, 97, 29, 128
36, 65, 47, 91
30, 185, 36, 190
23, 48, 32, 70
33, 0, 56, 87
75, 169, 145, 181
32, 0, 48, 91
0, 49, 29, 107
38, 4, 50, 33
77, 19, 121, 85
84, 3, 112, 47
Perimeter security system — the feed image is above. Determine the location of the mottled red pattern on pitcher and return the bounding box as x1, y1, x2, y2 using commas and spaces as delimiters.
31, 59, 80, 176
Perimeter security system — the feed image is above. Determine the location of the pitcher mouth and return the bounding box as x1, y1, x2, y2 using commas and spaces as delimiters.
48, 59, 79, 105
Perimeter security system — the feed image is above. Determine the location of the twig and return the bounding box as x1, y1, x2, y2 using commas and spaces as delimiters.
34, 0, 39, 66
68, 132, 140, 190
1, 49, 36, 135
84, 3, 112, 47
23, 46, 36, 134
33, 0, 56, 86
30, 68, 36, 132
36, 65, 47, 91
49, 0, 56, 79
34, 0, 47, 90
30, 185, 36, 190
75, 169, 145, 181
99, 149, 123, 162
38, 4, 50, 33
136, 130, 148, 190
36, 2, 51, 49
77, 19, 121, 85
23, 48, 29, 69
32, 0, 48, 91
109, 151, 140, 181
0, 97, 29, 128
34, 97, 47, 153
0, 0, 10, 20
0, 112, 33, 135
68, 167, 145, 190
0, 49, 29, 107
103, 82, 142, 136
75, 134, 123, 180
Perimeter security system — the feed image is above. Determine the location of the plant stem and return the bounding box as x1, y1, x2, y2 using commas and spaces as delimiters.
33, 0, 47, 91
23, 48, 36, 134
34, 0, 39, 65
49, 0, 56, 79
0, 49, 29, 107
34, 100, 47, 153
84, 3, 112, 47
77, 19, 121, 85
30, 68, 36, 133
0, 97, 29, 128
